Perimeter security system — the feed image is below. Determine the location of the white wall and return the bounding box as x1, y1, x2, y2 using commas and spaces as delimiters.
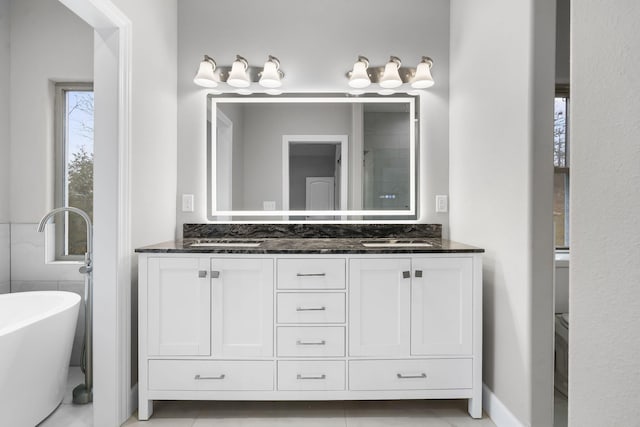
449, 1, 555, 425
177, 0, 450, 233
110, 0, 178, 250
0, 0, 9, 223
9, 0, 93, 223
570, 1, 640, 425
0, 0, 10, 294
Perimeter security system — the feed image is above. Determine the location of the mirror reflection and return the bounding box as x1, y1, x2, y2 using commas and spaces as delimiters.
208, 94, 417, 220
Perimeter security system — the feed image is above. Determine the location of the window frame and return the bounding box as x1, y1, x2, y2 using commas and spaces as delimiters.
54, 82, 94, 261
554, 84, 570, 251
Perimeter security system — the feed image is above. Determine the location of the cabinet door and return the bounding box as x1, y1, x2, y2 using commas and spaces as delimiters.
349, 258, 411, 357
147, 257, 211, 356
211, 258, 274, 357
411, 257, 473, 355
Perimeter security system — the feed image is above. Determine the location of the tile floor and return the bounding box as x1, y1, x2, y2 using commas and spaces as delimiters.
123, 399, 496, 427
38, 367, 93, 427
39, 368, 496, 427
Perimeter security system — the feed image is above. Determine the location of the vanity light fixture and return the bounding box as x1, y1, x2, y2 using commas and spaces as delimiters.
379, 56, 403, 89
193, 54, 286, 93
259, 55, 284, 88
411, 56, 434, 89
345, 55, 435, 92
227, 55, 251, 88
193, 55, 218, 88
348, 56, 371, 89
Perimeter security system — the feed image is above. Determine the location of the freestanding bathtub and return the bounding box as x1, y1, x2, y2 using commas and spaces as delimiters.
0, 291, 81, 427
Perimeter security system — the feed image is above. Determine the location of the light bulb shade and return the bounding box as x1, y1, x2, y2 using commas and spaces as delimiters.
193, 57, 218, 88
227, 56, 250, 88
411, 58, 434, 89
349, 59, 371, 89
379, 58, 403, 89
259, 59, 282, 88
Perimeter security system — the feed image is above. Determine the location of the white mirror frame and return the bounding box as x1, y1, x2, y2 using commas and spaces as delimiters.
208, 95, 416, 220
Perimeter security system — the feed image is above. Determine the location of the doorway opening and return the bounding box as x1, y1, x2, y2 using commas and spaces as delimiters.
282, 135, 348, 219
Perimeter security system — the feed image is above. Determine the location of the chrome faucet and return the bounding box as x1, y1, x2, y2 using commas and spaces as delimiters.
38, 206, 93, 404
37, 206, 93, 267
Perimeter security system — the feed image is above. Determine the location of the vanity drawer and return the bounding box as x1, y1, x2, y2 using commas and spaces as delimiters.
349, 359, 472, 391
277, 259, 346, 289
148, 360, 273, 391
277, 326, 345, 357
277, 360, 345, 391
277, 293, 345, 324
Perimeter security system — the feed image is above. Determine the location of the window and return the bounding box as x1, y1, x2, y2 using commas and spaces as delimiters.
55, 83, 94, 260
554, 86, 569, 249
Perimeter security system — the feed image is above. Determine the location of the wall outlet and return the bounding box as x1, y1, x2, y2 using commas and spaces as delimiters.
263, 201, 276, 211
435, 195, 448, 213
182, 194, 195, 212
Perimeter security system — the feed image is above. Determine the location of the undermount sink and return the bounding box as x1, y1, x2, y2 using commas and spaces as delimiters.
186, 239, 264, 248
360, 239, 433, 248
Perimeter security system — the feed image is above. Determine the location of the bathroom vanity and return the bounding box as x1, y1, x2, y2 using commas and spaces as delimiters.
135, 225, 484, 420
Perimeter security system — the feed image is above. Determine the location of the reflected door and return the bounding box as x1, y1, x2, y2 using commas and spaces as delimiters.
305, 177, 335, 210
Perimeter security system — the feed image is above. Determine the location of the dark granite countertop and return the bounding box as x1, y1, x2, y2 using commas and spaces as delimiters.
135, 237, 484, 254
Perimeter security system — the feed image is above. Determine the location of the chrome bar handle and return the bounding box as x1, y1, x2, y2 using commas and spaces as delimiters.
296, 306, 327, 311
296, 340, 326, 346
397, 373, 427, 379
297, 374, 326, 380
296, 273, 326, 277
194, 374, 225, 380
198, 270, 207, 278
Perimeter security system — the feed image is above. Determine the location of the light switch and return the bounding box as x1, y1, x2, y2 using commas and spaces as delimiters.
435, 195, 448, 213
263, 201, 276, 211
182, 194, 195, 212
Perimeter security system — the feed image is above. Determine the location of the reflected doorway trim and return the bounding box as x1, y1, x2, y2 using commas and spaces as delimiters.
282, 135, 349, 216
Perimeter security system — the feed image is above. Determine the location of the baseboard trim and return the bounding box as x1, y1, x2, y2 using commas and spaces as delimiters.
483, 383, 526, 427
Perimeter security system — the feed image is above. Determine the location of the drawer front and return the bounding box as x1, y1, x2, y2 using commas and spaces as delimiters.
278, 361, 345, 391
148, 360, 273, 391
277, 293, 345, 324
349, 359, 472, 391
277, 326, 345, 357
277, 259, 346, 289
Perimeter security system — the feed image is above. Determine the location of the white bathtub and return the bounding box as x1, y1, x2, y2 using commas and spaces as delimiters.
0, 291, 81, 427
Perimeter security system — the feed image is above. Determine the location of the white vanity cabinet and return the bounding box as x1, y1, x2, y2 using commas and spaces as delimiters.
147, 257, 211, 356
138, 252, 482, 420
211, 258, 273, 357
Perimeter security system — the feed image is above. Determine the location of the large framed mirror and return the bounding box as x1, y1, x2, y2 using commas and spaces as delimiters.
207, 93, 418, 221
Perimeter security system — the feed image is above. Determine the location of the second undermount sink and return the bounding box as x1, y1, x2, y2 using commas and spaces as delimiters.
187, 239, 264, 248
360, 239, 433, 248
